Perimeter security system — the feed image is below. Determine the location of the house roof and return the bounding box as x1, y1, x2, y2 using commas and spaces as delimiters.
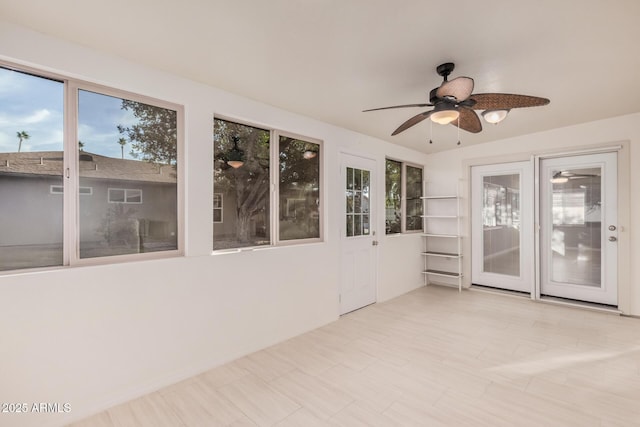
0, 2, 639, 153
0, 151, 177, 183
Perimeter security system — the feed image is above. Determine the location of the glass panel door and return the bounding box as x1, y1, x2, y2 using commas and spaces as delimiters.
540, 152, 617, 305
471, 161, 533, 293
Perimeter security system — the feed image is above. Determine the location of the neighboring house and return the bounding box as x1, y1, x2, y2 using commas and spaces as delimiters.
0, 151, 177, 260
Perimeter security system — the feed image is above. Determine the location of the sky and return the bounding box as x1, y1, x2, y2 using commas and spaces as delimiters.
0, 67, 139, 160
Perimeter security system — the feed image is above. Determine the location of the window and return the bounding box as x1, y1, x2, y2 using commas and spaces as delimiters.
108, 188, 143, 204
213, 118, 322, 250
213, 193, 223, 223
346, 167, 370, 237
278, 135, 320, 241
385, 159, 423, 234
0, 63, 182, 271
50, 185, 92, 195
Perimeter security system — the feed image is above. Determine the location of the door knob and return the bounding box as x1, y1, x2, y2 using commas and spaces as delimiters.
608, 236, 617, 242
372, 240, 379, 246
608, 225, 617, 231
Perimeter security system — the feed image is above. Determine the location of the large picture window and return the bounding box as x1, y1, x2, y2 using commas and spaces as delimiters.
385, 159, 423, 234
0, 64, 182, 271
213, 118, 322, 250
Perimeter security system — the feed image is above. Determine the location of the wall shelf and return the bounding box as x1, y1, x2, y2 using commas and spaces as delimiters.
422, 185, 463, 291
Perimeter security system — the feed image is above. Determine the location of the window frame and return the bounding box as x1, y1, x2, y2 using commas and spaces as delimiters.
385, 157, 424, 235
0, 60, 184, 272
107, 188, 143, 204
212, 115, 324, 251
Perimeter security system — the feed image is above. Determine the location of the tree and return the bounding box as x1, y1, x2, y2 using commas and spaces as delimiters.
78, 140, 85, 151
118, 100, 177, 165
214, 119, 270, 244
16, 131, 29, 153
117, 138, 127, 159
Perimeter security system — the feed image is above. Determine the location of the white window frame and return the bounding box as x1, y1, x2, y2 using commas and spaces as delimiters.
0, 60, 184, 272
213, 115, 324, 251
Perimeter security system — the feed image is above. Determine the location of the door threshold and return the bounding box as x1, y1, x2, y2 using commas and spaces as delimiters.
539, 295, 621, 315
469, 284, 531, 299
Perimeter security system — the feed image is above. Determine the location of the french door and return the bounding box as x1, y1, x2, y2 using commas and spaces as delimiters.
471, 162, 533, 293
471, 151, 618, 306
339, 153, 377, 314
539, 152, 618, 305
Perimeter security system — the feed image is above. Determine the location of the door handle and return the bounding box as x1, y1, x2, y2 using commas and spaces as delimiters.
608, 236, 617, 242
372, 240, 379, 246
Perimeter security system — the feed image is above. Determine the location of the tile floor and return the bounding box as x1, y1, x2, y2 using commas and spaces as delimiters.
69, 285, 640, 426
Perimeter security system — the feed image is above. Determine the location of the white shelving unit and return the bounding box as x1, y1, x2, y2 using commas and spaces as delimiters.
421, 190, 463, 291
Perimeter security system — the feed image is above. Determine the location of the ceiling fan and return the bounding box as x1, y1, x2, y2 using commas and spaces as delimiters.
363, 62, 550, 135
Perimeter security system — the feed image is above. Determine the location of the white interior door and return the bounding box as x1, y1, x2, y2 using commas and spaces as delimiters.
539, 152, 617, 305
471, 161, 533, 293
340, 153, 377, 315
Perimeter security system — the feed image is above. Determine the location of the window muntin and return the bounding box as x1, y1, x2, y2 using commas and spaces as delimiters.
385, 159, 424, 234
78, 89, 178, 259
279, 136, 320, 241
0, 67, 64, 271
213, 118, 271, 250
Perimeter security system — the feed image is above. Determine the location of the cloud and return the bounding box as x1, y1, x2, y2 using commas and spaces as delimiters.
23, 109, 52, 124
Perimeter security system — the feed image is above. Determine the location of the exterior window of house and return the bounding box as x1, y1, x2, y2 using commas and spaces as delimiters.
213, 118, 323, 250
0, 62, 182, 272
50, 185, 92, 195
213, 193, 223, 223
0, 66, 64, 271
279, 136, 321, 241
385, 159, 424, 234
213, 118, 270, 250
78, 89, 178, 259
107, 188, 143, 204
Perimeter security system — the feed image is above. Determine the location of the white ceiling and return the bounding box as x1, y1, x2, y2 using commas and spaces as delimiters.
1, 0, 639, 153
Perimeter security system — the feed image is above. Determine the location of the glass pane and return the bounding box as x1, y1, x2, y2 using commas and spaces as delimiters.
278, 137, 320, 241
482, 174, 520, 276
354, 214, 362, 236
346, 214, 354, 237
362, 215, 370, 235
346, 167, 353, 190
213, 119, 270, 250
385, 159, 401, 234
0, 67, 64, 270
405, 165, 423, 231
550, 167, 601, 286
354, 168, 362, 190
354, 191, 362, 213
78, 90, 178, 258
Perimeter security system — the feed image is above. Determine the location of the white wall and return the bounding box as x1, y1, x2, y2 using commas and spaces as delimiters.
425, 113, 640, 315
0, 21, 428, 427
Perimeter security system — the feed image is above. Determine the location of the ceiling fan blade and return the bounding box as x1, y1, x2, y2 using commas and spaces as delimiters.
363, 103, 433, 112
470, 93, 550, 110
391, 110, 433, 135
451, 107, 482, 133
436, 77, 474, 101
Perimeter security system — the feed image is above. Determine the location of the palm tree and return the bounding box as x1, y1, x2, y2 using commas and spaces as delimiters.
118, 138, 127, 159
16, 131, 30, 153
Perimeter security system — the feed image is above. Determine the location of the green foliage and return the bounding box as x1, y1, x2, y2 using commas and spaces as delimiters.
118, 100, 177, 164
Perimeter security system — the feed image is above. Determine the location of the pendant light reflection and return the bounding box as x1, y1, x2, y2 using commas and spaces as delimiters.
226, 136, 245, 169
482, 109, 509, 124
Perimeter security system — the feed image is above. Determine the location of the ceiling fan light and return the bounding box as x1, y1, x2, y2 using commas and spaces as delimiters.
227, 160, 244, 169
482, 109, 509, 124
430, 109, 460, 125
550, 176, 569, 184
